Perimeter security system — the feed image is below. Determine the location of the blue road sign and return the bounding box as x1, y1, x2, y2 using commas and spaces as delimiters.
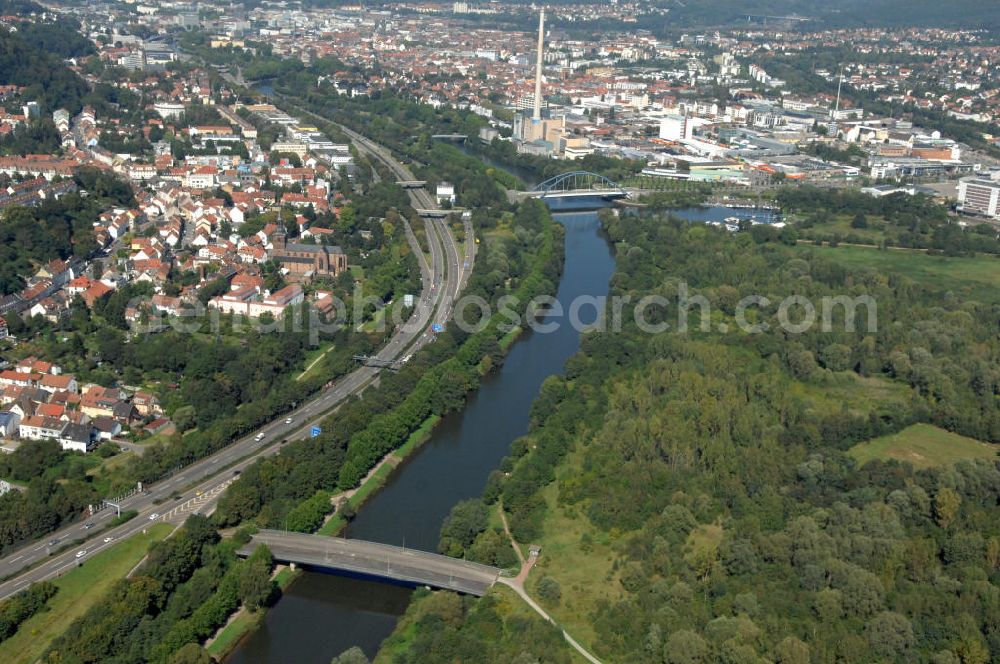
311, 426, 322, 438
432, 324, 444, 333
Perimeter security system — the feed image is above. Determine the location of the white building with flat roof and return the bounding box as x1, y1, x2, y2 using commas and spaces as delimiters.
958, 176, 1000, 218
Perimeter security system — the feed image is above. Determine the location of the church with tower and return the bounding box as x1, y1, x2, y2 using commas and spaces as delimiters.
271, 219, 348, 281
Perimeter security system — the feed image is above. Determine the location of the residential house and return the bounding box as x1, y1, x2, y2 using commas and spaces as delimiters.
15, 358, 60, 375
91, 416, 121, 441
80, 281, 114, 308
0, 370, 38, 389
28, 293, 69, 322
132, 391, 161, 417
35, 402, 66, 419
38, 374, 78, 394
19, 415, 63, 440
112, 401, 140, 425
80, 386, 122, 419
58, 422, 94, 453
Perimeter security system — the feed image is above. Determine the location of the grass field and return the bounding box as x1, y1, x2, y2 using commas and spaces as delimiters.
498, 326, 523, 351
799, 244, 1000, 304
296, 341, 336, 382
523, 448, 621, 652
206, 607, 262, 659
848, 423, 999, 470
792, 213, 892, 244
0, 523, 174, 664
796, 371, 913, 420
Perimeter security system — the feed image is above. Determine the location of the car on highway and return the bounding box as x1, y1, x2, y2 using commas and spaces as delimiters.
149, 513, 159, 520
48, 538, 59, 547
233, 469, 242, 475
103, 536, 113, 543
75, 550, 86, 558
254, 432, 265, 442
284, 417, 293, 424
83, 522, 94, 530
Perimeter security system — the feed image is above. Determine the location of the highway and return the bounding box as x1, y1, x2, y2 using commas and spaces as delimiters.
278, 100, 471, 311
0, 119, 470, 600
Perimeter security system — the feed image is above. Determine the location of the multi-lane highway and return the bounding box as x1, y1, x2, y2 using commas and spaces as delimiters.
278, 101, 471, 311
340, 124, 467, 317
0, 122, 470, 600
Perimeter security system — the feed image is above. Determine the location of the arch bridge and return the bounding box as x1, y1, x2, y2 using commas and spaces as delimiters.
524, 171, 628, 200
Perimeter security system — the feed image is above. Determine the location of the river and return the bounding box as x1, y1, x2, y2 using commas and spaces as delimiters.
227, 206, 616, 663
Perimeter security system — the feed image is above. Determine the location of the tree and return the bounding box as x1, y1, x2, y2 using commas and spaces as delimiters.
330, 647, 369, 664
934, 487, 961, 529
665, 630, 709, 664
786, 349, 818, 382
819, 344, 853, 372
813, 589, 843, 622
865, 612, 915, 660
168, 643, 213, 664
851, 213, 869, 229
438, 498, 488, 557
238, 545, 274, 611
773, 636, 810, 664
954, 638, 989, 664
536, 576, 561, 607
173, 405, 197, 433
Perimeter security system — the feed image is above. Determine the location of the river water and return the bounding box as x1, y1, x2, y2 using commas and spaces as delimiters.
227, 206, 616, 663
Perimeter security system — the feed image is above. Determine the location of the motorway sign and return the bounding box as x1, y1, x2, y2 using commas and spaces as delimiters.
431, 324, 444, 333
311, 426, 322, 438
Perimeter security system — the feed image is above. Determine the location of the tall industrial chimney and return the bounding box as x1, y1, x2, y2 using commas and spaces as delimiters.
533, 9, 545, 122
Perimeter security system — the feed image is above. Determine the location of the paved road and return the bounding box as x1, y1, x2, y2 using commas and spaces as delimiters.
0, 121, 469, 600
239, 530, 500, 596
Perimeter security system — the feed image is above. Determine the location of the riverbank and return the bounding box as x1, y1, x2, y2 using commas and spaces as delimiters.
205, 565, 301, 660
314, 326, 527, 539
316, 414, 441, 537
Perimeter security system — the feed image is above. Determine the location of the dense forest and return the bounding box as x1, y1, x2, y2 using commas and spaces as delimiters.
13, 16, 95, 59
0, 27, 90, 115
384, 209, 1000, 663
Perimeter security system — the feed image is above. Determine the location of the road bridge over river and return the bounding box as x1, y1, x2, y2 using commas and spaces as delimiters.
238, 530, 501, 596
